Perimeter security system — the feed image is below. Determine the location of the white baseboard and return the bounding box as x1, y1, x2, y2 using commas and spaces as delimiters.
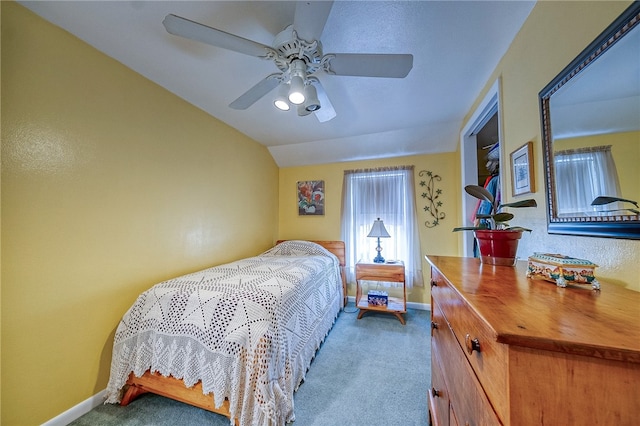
346, 295, 430, 312
42, 389, 106, 426
407, 301, 431, 311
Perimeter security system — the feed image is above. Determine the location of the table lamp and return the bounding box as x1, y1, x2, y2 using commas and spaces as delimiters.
367, 218, 391, 263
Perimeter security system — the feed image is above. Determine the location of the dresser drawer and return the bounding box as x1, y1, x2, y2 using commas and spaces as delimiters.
428, 347, 450, 426
432, 300, 501, 426
427, 255, 640, 426
431, 268, 508, 423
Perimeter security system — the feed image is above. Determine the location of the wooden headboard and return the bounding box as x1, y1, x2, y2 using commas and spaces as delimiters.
276, 240, 347, 306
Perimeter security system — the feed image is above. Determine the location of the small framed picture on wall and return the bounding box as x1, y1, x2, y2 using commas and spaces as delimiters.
510, 141, 535, 196
297, 180, 325, 215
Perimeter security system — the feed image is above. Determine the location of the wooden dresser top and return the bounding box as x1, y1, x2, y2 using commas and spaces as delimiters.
426, 255, 640, 363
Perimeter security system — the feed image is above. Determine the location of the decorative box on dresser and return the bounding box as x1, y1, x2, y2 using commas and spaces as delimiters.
426, 255, 640, 426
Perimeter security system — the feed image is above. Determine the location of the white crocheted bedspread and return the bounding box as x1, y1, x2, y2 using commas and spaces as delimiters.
105, 240, 343, 426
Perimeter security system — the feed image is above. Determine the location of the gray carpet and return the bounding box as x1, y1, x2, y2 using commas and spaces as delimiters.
70, 303, 431, 425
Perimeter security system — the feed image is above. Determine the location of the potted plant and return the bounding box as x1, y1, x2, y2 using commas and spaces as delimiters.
454, 185, 537, 266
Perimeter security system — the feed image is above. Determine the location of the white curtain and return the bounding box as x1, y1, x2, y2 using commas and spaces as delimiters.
554, 145, 622, 215
341, 166, 423, 287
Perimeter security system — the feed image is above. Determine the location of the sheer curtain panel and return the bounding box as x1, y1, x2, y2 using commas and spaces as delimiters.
554, 145, 623, 215
341, 166, 423, 287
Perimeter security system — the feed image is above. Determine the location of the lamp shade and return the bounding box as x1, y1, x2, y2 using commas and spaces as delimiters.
297, 104, 312, 117
367, 218, 391, 238
303, 84, 321, 112
288, 75, 305, 104
288, 59, 307, 105
273, 84, 290, 111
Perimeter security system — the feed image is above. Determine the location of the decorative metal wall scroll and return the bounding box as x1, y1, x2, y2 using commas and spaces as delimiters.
419, 170, 445, 228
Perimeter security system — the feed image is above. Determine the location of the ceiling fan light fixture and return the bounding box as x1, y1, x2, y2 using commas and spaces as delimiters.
303, 84, 321, 112
274, 84, 290, 111
164, 7, 414, 123
297, 104, 312, 117
288, 75, 305, 105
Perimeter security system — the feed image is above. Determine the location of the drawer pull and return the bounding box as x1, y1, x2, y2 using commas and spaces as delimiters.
465, 334, 481, 354
431, 321, 438, 330
430, 280, 438, 287
431, 387, 440, 398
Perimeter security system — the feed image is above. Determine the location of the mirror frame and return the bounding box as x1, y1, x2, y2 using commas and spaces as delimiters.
539, 2, 640, 240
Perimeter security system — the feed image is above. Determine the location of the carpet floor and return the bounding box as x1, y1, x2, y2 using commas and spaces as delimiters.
70, 303, 431, 425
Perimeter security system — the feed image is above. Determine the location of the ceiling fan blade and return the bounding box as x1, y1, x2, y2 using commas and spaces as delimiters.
163, 14, 273, 58
327, 53, 414, 78
293, 1, 334, 42
313, 79, 336, 123
229, 74, 282, 110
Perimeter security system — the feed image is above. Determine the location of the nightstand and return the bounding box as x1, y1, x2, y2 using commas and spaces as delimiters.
355, 260, 407, 324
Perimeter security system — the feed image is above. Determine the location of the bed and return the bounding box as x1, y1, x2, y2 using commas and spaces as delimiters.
105, 240, 346, 426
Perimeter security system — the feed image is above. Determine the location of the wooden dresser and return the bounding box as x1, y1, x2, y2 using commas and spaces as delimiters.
426, 255, 640, 426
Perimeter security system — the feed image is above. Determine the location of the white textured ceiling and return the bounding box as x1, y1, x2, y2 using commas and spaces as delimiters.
18, 1, 535, 167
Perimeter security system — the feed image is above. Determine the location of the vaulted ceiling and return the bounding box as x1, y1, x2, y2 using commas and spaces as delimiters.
18, 1, 536, 167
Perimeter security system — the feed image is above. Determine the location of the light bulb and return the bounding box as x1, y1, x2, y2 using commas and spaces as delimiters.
274, 99, 290, 111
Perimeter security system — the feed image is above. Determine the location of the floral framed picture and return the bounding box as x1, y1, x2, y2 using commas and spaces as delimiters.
510, 141, 535, 196
297, 180, 325, 215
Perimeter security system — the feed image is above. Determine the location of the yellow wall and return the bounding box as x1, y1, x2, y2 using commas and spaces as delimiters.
0, 3, 3, 421
3, 1, 640, 424
278, 153, 461, 305
1, 3, 278, 424
469, 0, 639, 290
279, 0, 640, 295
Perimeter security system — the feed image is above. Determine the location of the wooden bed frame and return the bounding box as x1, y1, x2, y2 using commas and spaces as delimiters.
119, 240, 347, 424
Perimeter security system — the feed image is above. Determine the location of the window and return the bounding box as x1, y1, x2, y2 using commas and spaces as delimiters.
554, 145, 622, 215
341, 166, 422, 287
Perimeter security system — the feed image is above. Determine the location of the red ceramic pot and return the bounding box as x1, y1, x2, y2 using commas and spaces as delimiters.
473, 229, 523, 266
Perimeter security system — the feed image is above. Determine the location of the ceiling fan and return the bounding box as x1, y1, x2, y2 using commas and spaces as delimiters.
162, 1, 413, 122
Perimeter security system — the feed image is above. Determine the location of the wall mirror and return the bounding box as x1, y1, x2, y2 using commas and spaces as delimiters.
539, 2, 640, 239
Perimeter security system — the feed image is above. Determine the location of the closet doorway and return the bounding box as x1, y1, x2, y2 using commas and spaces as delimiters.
459, 80, 503, 257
